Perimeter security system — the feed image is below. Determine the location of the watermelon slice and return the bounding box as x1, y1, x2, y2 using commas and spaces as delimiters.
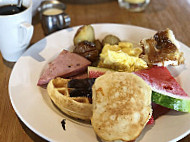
88, 66, 114, 78
134, 66, 190, 112
152, 91, 190, 112
134, 66, 188, 97
147, 115, 154, 125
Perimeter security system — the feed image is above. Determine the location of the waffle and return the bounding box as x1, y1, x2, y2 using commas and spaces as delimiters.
47, 77, 92, 120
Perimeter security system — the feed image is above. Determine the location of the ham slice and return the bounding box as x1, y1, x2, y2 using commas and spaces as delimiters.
37, 50, 91, 86
68, 72, 88, 79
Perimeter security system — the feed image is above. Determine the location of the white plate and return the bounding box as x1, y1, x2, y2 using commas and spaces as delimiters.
9, 24, 190, 142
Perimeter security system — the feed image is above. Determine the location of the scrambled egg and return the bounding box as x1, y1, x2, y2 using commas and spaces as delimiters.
98, 42, 148, 72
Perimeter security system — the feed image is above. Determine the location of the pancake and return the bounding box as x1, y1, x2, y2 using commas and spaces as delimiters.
91, 72, 152, 142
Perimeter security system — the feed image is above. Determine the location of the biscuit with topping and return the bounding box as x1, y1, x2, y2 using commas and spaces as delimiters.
91, 72, 152, 142
140, 28, 184, 66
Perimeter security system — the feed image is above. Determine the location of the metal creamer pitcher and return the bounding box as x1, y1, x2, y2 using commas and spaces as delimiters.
38, 0, 71, 35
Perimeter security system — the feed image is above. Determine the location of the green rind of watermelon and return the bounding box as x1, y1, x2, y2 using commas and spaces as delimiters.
152, 91, 190, 112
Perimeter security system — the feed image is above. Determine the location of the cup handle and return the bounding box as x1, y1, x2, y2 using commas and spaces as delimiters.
55, 14, 71, 31
56, 14, 71, 29
19, 23, 34, 48
64, 14, 71, 27
63, 14, 71, 27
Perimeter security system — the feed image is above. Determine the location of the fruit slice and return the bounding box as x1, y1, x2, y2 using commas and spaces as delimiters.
134, 66, 190, 112
151, 102, 170, 119
147, 115, 154, 125
152, 91, 190, 112
88, 66, 114, 78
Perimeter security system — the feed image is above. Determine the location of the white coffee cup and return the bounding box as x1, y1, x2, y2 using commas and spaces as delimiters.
0, 0, 33, 62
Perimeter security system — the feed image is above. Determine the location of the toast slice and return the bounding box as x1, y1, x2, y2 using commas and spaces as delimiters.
140, 28, 184, 66
91, 72, 152, 142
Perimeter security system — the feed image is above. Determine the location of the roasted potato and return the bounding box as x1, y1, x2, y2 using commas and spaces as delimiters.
102, 34, 120, 45
74, 25, 95, 45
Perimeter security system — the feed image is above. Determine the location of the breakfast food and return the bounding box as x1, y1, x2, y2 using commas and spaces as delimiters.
73, 25, 95, 45
47, 77, 95, 120
37, 50, 91, 86
73, 41, 100, 62
140, 28, 185, 66
68, 71, 88, 79
135, 66, 190, 112
88, 66, 190, 112
102, 34, 121, 45
88, 66, 171, 122
98, 42, 148, 72
91, 72, 152, 141
73, 25, 103, 65
135, 66, 188, 97
37, 24, 189, 141
88, 66, 115, 78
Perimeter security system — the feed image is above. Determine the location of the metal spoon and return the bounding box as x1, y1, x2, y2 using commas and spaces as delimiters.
17, 0, 23, 8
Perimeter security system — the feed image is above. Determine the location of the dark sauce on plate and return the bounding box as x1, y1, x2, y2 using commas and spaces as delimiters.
61, 119, 66, 130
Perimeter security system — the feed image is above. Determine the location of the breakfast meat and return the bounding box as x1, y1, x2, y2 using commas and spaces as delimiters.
47, 77, 95, 120
73, 41, 99, 62
140, 28, 184, 66
91, 72, 152, 142
68, 71, 88, 79
37, 50, 91, 86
